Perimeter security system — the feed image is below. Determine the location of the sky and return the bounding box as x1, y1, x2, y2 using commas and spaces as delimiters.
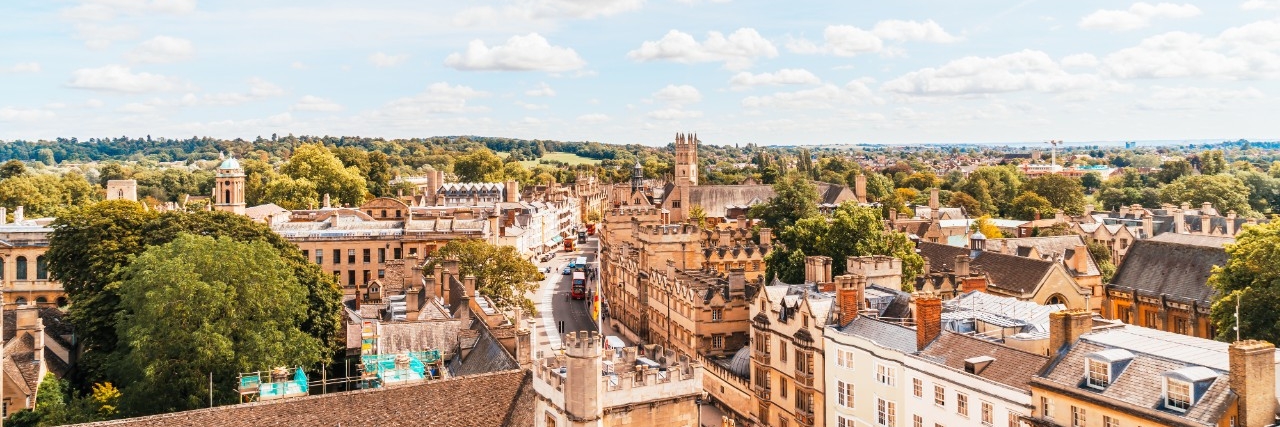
3, 0, 1280, 146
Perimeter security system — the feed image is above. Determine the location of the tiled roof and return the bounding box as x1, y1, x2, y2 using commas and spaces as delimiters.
916, 332, 1049, 391
71, 370, 537, 427
378, 320, 466, 357
984, 235, 1100, 276
918, 242, 1054, 295
685, 185, 775, 218
1035, 340, 1234, 426
448, 325, 520, 377
1110, 234, 1231, 304
835, 316, 917, 353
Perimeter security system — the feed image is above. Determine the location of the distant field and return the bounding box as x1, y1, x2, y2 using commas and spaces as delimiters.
518, 151, 602, 168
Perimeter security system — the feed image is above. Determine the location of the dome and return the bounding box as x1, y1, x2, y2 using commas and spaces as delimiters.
218, 156, 241, 170
727, 345, 751, 377
971, 230, 986, 240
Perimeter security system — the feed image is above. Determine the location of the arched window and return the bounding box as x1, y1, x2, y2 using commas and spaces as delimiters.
0, 257, 6, 278
15, 297, 26, 305
224, 189, 231, 203
35, 297, 47, 304
36, 256, 47, 280
1046, 294, 1067, 306
56, 297, 67, 307
15, 256, 27, 280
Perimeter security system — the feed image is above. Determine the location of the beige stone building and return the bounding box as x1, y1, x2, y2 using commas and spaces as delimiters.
532, 331, 702, 427
916, 241, 1099, 312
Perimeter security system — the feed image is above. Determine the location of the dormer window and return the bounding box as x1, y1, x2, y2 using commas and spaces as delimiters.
1084, 349, 1134, 390
1162, 366, 1218, 413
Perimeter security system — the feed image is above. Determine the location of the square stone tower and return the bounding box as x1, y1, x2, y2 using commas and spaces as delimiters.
673, 133, 698, 187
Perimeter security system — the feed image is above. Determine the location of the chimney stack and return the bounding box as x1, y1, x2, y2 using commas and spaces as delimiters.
504, 180, 520, 203
1142, 215, 1154, 239
728, 268, 745, 295
914, 293, 942, 351
836, 275, 862, 325
759, 228, 772, 246
1201, 214, 1211, 236
888, 208, 898, 222
1048, 309, 1092, 354
464, 275, 477, 299
14, 206, 23, 223
1072, 244, 1089, 273
737, 215, 747, 230
1229, 340, 1277, 427
804, 256, 832, 285
666, 259, 676, 281
0, 207, 7, 225
954, 254, 970, 277
1173, 207, 1185, 234
1227, 210, 1238, 236
323, 193, 331, 209
1202, 201, 1213, 214
959, 276, 987, 294
929, 188, 940, 211
855, 174, 867, 203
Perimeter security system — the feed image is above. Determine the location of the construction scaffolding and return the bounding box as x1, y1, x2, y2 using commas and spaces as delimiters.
358, 349, 444, 389
238, 366, 309, 402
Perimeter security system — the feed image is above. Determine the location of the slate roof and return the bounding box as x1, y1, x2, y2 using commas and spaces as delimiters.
984, 235, 1101, 276
377, 319, 466, 358
70, 370, 537, 427
1035, 339, 1234, 426
685, 185, 776, 219
834, 316, 917, 353
918, 242, 1055, 295
1109, 234, 1231, 304
916, 332, 1049, 391
448, 324, 520, 377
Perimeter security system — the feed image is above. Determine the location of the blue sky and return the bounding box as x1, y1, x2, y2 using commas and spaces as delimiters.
2, 0, 1280, 146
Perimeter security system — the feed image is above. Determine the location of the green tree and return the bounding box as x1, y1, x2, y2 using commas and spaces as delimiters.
1086, 239, 1116, 283
1160, 174, 1255, 217
1009, 192, 1054, 221
96, 163, 131, 187
0, 160, 28, 179
689, 204, 707, 228
899, 171, 940, 191
114, 234, 324, 415
749, 172, 818, 230
260, 175, 320, 210
366, 151, 393, 197
427, 239, 541, 315
37, 148, 55, 166
1209, 221, 1280, 343
1080, 172, 1102, 191
1233, 170, 1280, 214
46, 202, 342, 391
765, 247, 808, 284
766, 203, 924, 289
862, 172, 894, 202
453, 149, 505, 183
280, 144, 366, 207
1199, 150, 1226, 175
1155, 159, 1194, 184
955, 166, 1023, 216
1023, 174, 1086, 215
948, 191, 984, 216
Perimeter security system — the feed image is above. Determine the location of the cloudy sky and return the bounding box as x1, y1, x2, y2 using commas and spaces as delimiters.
2, 0, 1280, 145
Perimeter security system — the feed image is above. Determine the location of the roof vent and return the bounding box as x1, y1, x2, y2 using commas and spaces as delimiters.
964, 355, 995, 374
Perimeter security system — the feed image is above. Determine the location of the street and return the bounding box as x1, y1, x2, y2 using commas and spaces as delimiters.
530, 235, 601, 355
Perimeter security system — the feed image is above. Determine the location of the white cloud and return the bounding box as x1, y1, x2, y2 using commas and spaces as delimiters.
1136, 86, 1264, 109
516, 101, 549, 110
729, 68, 821, 89
882, 49, 1112, 96
1061, 53, 1100, 68
292, 95, 344, 112
1079, 2, 1201, 32
378, 82, 490, 116
525, 82, 556, 97
74, 23, 140, 49
646, 108, 702, 120
2, 62, 41, 73
369, 52, 408, 68
248, 77, 284, 97
0, 108, 55, 122
445, 33, 586, 72
63, 1, 196, 49
530, 0, 644, 18
788, 25, 882, 56
67, 65, 190, 93
117, 102, 156, 113
1103, 21, 1280, 79
741, 81, 882, 109
652, 84, 702, 105
291, 61, 308, 70
1243, 0, 1280, 10
627, 28, 777, 70
871, 20, 959, 43
577, 113, 610, 123
126, 36, 194, 63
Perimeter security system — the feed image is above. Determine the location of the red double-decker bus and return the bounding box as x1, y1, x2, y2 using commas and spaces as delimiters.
571, 272, 587, 300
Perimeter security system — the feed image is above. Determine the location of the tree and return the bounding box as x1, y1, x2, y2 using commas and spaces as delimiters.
46, 202, 342, 391
366, 151, 393, 197
1009, 192, 1054, 221
1209, 221, 1280, 343
749, 172, 818, 230
453, 149, 505, 183
948, 191, 983, 216
955, 166, 1022, 216
428, 239, 541, 315
1086, 239, 1116, 283
37, 148, 55, 166
279, 144, 366, 207
766, 203, 924, 289
688, 204, 707, 228
899, 171, 940, 191
96, 163, 131, 187
114, 234, 324, 415
1233, 170, 1280, 214
0, 160, 28, 179
260, 175, 319, 210
1160, 174, 1255, 217
970, 215, 1004, 238
91, 383, 121, 417
1023, 174, 1086, 215
1155, 159, 1194, 184
1199, 150, 1226, 175
1080, 172, 1102, 191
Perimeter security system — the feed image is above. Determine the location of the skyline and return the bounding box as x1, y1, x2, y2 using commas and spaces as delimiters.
3, 0, 1280, 146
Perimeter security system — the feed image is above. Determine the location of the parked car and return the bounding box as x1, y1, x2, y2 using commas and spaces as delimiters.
562, 267, 572, 275
540, 253, 554, 262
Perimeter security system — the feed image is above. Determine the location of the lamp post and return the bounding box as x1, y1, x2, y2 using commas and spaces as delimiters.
694, 391, 709, 427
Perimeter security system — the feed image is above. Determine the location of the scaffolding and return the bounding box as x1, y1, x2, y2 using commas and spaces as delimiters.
358, 349, 444, 389
238, 366, 309, 402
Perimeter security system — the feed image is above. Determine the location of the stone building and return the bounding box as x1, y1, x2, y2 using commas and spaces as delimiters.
751, 272, 837, 427
916, 240, 1097, 311
1101, 233, 1230, 339
104, 179, 137, 201
532, 331, 702, 427
0, 208, 62, 307
212, 156, 246, 215
3, 304, 73, 418
1025, 309, 1277, 427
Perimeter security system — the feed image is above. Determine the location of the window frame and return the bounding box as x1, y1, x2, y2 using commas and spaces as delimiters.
836, 380, 854, 409
934, 384, 946, 407
876, 397, 896, 427
1165, 377, 1192, 412
1086, 358, 1111, 389
875, 362, 896, 387
913, 377, 923, 398
957, 392, 969, 417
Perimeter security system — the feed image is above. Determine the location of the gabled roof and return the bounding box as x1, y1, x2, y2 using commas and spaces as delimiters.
1110, 234, 1231, 304
984, 235, 1100, 276
918, 242, 1055, 295
685, 185, 775, 218
70, 370, 537, 427
916, 332, 1049, 391
833, 316, 917, 353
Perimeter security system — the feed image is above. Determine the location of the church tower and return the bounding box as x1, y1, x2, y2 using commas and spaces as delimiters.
214, 155, 246, 215
674, 132, 698, 187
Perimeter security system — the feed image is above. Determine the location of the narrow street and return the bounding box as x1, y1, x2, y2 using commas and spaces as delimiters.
530, 234, 601, 356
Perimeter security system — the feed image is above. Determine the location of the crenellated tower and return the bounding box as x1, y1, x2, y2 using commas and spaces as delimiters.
674, 132, 698, 187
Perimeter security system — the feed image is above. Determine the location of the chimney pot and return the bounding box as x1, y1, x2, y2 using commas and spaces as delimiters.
1048, 309, 1092, 354
914, 293, 942, 351
1229, 340, 1277, 427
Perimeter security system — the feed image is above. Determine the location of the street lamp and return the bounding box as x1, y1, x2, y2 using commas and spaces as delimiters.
694, 391, 709, 427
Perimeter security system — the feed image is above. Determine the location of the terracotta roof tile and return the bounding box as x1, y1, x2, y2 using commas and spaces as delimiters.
918, 242, 1055, 295
916, 332, 1049, 391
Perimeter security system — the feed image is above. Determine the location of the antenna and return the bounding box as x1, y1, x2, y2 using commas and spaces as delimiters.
1045, 140, 1062, 171
1234, 295, 1241, 341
